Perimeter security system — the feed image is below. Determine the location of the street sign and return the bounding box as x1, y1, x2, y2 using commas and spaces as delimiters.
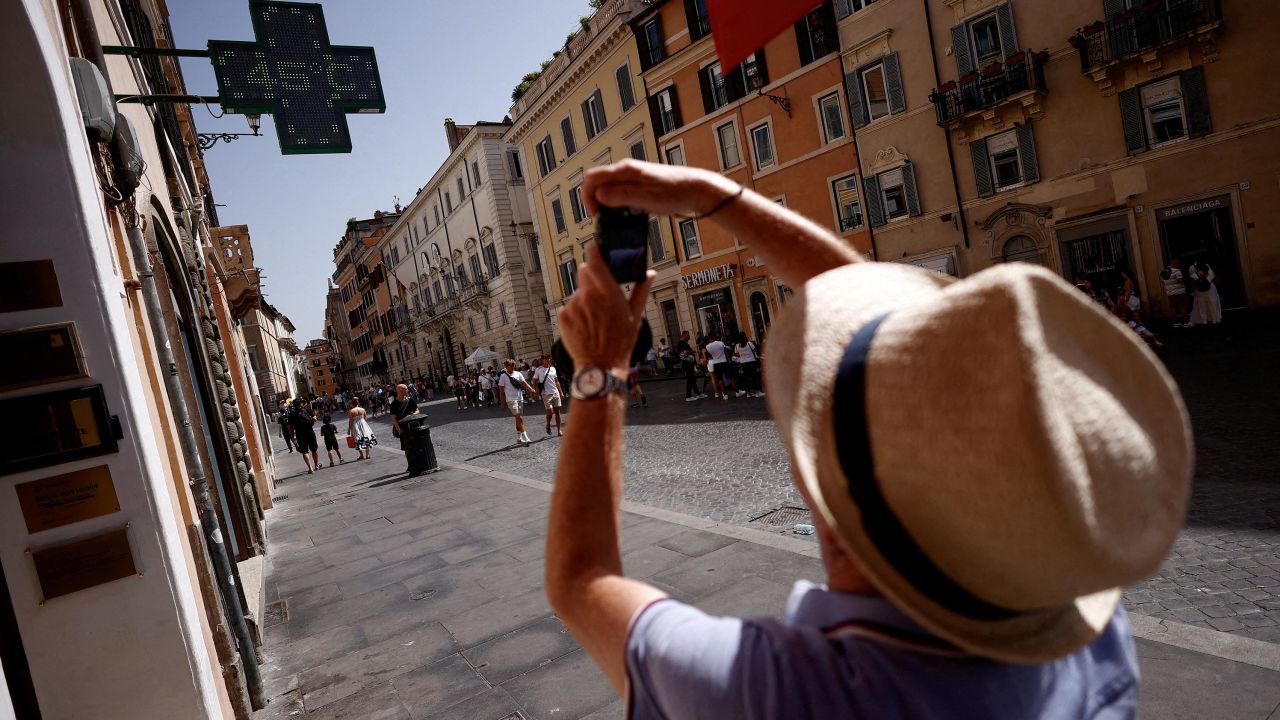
208, 0, 384, 154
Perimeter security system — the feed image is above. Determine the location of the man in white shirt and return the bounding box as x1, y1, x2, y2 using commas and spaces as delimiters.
498, 359, 539, 446
536, 356, 565, 436
704, 334, 740, 398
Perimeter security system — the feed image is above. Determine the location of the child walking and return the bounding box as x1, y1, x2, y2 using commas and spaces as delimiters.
320, 414, 344, 466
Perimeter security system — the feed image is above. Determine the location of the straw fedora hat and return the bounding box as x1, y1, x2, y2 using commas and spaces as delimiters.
764, 261, 1192, 662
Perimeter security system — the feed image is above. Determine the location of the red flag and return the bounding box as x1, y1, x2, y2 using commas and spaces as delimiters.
707, 0, 821, 70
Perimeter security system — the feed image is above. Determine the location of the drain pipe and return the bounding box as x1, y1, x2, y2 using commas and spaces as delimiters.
124, 206, 265, 711
922, 0, 973, 249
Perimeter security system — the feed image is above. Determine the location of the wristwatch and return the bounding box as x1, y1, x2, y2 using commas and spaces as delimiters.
571, 366, 628, 401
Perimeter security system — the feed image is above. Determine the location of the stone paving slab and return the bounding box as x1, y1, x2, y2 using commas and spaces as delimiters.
254, 440, 1280, 720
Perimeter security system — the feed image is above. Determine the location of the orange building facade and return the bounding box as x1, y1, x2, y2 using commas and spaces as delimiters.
630, 0, 869, 344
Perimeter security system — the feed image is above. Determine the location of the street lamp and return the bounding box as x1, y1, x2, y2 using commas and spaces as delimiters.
197, 113, 263, 151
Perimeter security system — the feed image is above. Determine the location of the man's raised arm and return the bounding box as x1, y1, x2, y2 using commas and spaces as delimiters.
582, 159, 862, 289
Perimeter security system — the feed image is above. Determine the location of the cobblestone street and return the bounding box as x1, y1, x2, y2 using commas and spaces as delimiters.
377, 311, 1280, 641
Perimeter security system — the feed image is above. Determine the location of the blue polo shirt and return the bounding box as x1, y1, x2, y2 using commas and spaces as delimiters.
626, 580, 1138, 719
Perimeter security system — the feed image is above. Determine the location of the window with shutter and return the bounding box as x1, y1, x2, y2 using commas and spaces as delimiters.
700, 63, 729, 113
640, 18, 665, 68
743, 51, 769, 91
561, 118, 577, 156
902, 162, 921, 216
582, 99, 596, 140
569, 185, 586, 224
684, 0, 710, 40
861, 64, 890, 122
551, 198, 566, 234
971, 136, 994, 197
1016, 123, 1039, 184
1181, 67, 1212, 138
630, 141, 646, 161
716, 121, 741, 169
1118, 88, 1147, 155
651, 87, 681, 135
616, 64, 636, 111
647, 217, 666, 261
951, 24, 974, 76
831, 174, 863, 231
845, 71, 869, 128
883, 52, 906, 114
592, 89, 608, 132
863, 175, 886, 227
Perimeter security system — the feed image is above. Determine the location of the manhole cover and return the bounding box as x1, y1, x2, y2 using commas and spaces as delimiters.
749, 506, 811, 528
264, 600, 288, 627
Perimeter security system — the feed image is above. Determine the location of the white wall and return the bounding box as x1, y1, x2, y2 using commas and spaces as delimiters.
0, 1, 222, 716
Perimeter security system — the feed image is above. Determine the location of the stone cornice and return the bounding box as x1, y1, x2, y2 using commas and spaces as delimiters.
507, 22, 633, 144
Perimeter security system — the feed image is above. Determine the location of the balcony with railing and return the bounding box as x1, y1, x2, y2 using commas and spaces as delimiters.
1070, 0, 1223, 74
459, 276, 490, 304
931, 51, 1049, 127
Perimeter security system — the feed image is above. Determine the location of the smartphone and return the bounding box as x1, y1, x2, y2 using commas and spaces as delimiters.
596, 205, 650, 284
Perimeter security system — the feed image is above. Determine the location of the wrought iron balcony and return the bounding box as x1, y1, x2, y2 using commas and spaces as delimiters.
930, 50, 1049, 127
459, 277, 490, 304
1070, 0, 1223, 73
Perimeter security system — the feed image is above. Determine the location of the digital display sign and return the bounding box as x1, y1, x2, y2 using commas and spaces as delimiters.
208, 0, 385, 154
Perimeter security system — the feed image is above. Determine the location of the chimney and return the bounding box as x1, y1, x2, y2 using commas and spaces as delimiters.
445, 118, 459, 151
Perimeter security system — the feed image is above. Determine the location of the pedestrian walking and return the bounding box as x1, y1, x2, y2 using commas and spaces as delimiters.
544, 159, 1191, 720
452, 375, 468, 410
677, 331, 702, 402
320, 414, 344, 466
277, 411, 295, 453
628, 365, 647, 408
347, 398, 376, 460
645, 346, 659, 376
1189, 259, 1222, 325
289, 401, 320, 474
705, 333, 738, 398
498, 359, 539, 446
535, 356, 565, 436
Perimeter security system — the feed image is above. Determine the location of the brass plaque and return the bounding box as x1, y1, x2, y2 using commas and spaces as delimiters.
31, 527, 136, 601
0, 260, 62, 313
16, 466, 120, 534
0, 323, 88, 392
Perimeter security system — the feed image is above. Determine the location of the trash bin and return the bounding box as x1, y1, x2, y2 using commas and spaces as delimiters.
400, 413, 438, 477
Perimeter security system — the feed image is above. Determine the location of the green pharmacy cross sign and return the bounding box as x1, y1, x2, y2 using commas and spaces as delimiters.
208, 0, 385, 154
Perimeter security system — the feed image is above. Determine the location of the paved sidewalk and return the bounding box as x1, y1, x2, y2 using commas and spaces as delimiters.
253, 447, 1280, 720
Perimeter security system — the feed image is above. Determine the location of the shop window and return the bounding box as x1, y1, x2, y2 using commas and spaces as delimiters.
971, 124, 1039, 197
616, 64, 636, 111
650, 86, 682, 135
819, 92, 845, 143
679, 219, 702, 259
832, 174, 863, 231
716, 121, 742, 169
561, 116, 578, 157
749, 123, 775, 170
551, 197, 567, 235
846, 53, 905, 128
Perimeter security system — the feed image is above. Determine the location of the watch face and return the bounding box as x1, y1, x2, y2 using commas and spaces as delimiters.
576, 367, 606, 396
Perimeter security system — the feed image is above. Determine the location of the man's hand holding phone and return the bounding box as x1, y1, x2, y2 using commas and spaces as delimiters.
558, 242, 655, 371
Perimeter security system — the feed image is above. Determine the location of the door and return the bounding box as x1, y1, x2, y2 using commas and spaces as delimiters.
1060, 229, 1132, 301
749, 292, 771, 342
697, 305, 724, 339
661, 300, 680, 346
1159, 207, 1245, 309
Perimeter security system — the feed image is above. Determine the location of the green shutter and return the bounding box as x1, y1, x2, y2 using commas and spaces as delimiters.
884, 52, 906, 114
846, 70, 869, 128
1016, 123, 1039, 184
903, 161, 921, 217
864, 175, 886, 227
951, 24, 974, 76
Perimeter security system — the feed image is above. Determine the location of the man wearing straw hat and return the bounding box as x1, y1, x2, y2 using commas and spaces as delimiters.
544, 160, 1192, 718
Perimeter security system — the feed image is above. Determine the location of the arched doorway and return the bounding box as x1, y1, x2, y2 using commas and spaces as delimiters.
1002, 235, 1045, 265
749, 292, 771, 342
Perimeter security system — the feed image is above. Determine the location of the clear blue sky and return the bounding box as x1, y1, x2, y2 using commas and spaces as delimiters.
170, 0, 593, 343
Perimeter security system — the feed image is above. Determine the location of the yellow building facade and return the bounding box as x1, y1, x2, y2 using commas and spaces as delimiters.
505, 0, 678, 343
